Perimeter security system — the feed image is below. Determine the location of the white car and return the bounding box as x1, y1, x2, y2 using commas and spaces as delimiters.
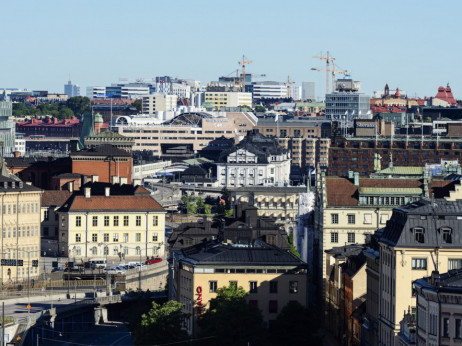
104, 265, 126, 275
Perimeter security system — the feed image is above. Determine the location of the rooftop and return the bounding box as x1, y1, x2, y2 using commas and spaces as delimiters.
71, 144, 131, 157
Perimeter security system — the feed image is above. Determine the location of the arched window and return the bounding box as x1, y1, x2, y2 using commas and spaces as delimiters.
113, 247, 119, 255
91, 247, 97, 255
153, 247, 158, 256
103, 246, 109, 256
441, 227, 452, 244
75, 247, 81, 256
136, 247, 141, 255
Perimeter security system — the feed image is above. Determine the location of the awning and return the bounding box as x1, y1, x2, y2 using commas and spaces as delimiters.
280, 197, 286, 203
264, 197, 270, 202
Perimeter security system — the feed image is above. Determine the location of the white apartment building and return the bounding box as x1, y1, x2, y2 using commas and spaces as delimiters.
252, 81, 287, 101
142, 94, 178, 114
217, 131, 291, 187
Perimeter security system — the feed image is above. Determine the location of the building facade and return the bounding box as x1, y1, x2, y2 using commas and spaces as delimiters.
0, 177, 42, 285
64, 80, 80, 97
252, 81, 287, 101
217, 131, 291, 187
204, 92, 252, 110
58, 184, 165, 261
142, 94, 177, 114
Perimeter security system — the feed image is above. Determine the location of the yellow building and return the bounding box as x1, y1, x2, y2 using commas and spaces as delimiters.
172, 241, 307, 335
378, 197, 462, 345
204, 92, 252, 110
58, 184, 165, 262
0, 177, 42, 284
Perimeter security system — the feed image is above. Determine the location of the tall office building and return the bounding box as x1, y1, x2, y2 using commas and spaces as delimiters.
325, 79, 370, 120
64, 80, 80, 97
302, 82, 315, 101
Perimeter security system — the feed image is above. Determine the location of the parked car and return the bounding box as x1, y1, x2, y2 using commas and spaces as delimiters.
104, 265, 126, 275
145, 257, 163, 265
51, 267, 63, 273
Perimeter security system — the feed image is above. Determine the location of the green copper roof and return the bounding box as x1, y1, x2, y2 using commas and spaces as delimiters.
377, 166, 425, 175
359, 187, 423, 195
94, 112, 104, 123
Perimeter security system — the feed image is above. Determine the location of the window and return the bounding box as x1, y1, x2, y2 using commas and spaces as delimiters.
456, 319, 462, 339
103, 233, 109, 242
414, 227, 425, 243
75, 233, 81, 242
123, 233, 129, 242
152, 233, 158, 242
75, 247, 81, 256
269, 300, 278, 313
124, 216, 129, 226
209, 281, 217, 293
380, 214, 389, 224
331, 213, 339, 224
113, 247, 119, 255
443, 318, 449, 338
75, 216, 81, 227
135, 246, 141, 255
44, 210, 49, 221
412, 258, 427, 270
348, 233, 355, 243
113, 216, 119, 227
136, 233, 141, 242
364, 213, 372, 224
153, 216, 158, 226
103, 246, 109, 255
250, 281, 258, 293
347, 214, 355, 224
136, 216, 141, 226
113, 233, 119, 242
448, 259, 462, 270
442, 227, 452, 243
104, 216, 109, 227
289, 281, 298, 293
92, 234, 97, 242
91, 247, 97, 255
331, 232, 338, 243
269, 281, 278, 293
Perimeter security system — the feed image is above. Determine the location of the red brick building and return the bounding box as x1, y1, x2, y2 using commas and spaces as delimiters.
70, 144, 132, 183
16, 116, 82, 138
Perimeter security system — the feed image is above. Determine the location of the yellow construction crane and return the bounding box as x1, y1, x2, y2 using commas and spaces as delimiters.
238, 55, 252, 92
312, 51, 335, 94
284, 76, 295, 99
311, 52, 348, 93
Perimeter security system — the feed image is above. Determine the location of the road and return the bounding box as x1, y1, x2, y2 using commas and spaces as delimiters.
40, 321, 133, 346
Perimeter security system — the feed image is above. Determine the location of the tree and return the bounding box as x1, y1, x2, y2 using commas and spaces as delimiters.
196, 197, 205, 214
269, 301, 323, 346
288, 233, 301, 259
66, 96, 90, 117
204, 204, 212, 215
133, 99, 142, 113
254, 105, 266, 113
135, 300, 190, 345
198, 284, 266, 346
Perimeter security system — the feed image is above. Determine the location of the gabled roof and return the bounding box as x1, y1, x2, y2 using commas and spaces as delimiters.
42, 190, 72, 207
59, 195, 164, 212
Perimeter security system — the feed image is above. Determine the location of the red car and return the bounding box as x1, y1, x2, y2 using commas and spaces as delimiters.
145, 257, 163, 265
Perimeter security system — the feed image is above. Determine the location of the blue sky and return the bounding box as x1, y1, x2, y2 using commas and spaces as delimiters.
1, 0, 461, 98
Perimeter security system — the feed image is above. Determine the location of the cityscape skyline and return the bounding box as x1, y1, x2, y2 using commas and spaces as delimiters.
1, 0, 461, 97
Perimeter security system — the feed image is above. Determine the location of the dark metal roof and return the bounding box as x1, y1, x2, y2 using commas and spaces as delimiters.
71, 144, 130, 157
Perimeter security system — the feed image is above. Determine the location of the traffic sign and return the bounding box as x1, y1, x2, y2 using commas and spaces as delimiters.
26, 304, 31, 310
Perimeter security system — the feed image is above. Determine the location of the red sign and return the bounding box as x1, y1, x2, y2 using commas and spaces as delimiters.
196, 286, 204, 315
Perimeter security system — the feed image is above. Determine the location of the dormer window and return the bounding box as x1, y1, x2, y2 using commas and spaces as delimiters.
442, 227, 452, 244
414, 227, 425, 243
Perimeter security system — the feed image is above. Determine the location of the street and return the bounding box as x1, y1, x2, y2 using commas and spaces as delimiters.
39, 321, 133, 346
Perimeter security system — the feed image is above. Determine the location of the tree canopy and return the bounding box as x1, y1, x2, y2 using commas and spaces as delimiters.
198, 284, 266, 346
133, 99, 142, 113
135, 300, 190, 345
66, 96, 91, 116
13, 102, 74, 119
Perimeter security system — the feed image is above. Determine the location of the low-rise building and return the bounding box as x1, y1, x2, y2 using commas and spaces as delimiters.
172, 240, 307, 335
414, 270, 462, 345
204, 92, 252, 110
0, 176, 42, 284
217, 131, 291, 187
58, 183, 165, 261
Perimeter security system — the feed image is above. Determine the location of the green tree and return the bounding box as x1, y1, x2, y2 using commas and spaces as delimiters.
57, 105, 74, 119
269, 301, 323, 346
196, 197, 205, 213
288, 233, 301, 259
254, 105, 266, 113
133, 99, 142, 113
135, 300, 190, 345
198, 284, 266, 346
66, 96, 91, 117
204, 204, 212, 215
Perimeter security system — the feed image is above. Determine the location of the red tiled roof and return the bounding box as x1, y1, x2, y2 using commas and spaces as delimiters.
42, 190, 72, 207
66, 195, 164, 212
326, 178, 358, 206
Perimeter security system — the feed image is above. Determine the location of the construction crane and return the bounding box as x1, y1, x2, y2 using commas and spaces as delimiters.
238, 55, 252, 92
284, 76, 295, 99
312, 51, 335, 94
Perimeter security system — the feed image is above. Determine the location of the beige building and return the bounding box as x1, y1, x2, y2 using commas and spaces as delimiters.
256, 117, 330, 168
377, 197, 462, 345
0, 178, 42, 284
142, 94, 178, 114
115, 112, 257, 155
58, 184, 166, 262
204, 92, 252, 110
172, 241, 307, 335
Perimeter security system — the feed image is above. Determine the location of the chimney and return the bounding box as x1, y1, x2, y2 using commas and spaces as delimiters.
105, 187, 110, 197
13, 151, 20, 158
353, 172, 359, 186
84, 187, 91, 199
